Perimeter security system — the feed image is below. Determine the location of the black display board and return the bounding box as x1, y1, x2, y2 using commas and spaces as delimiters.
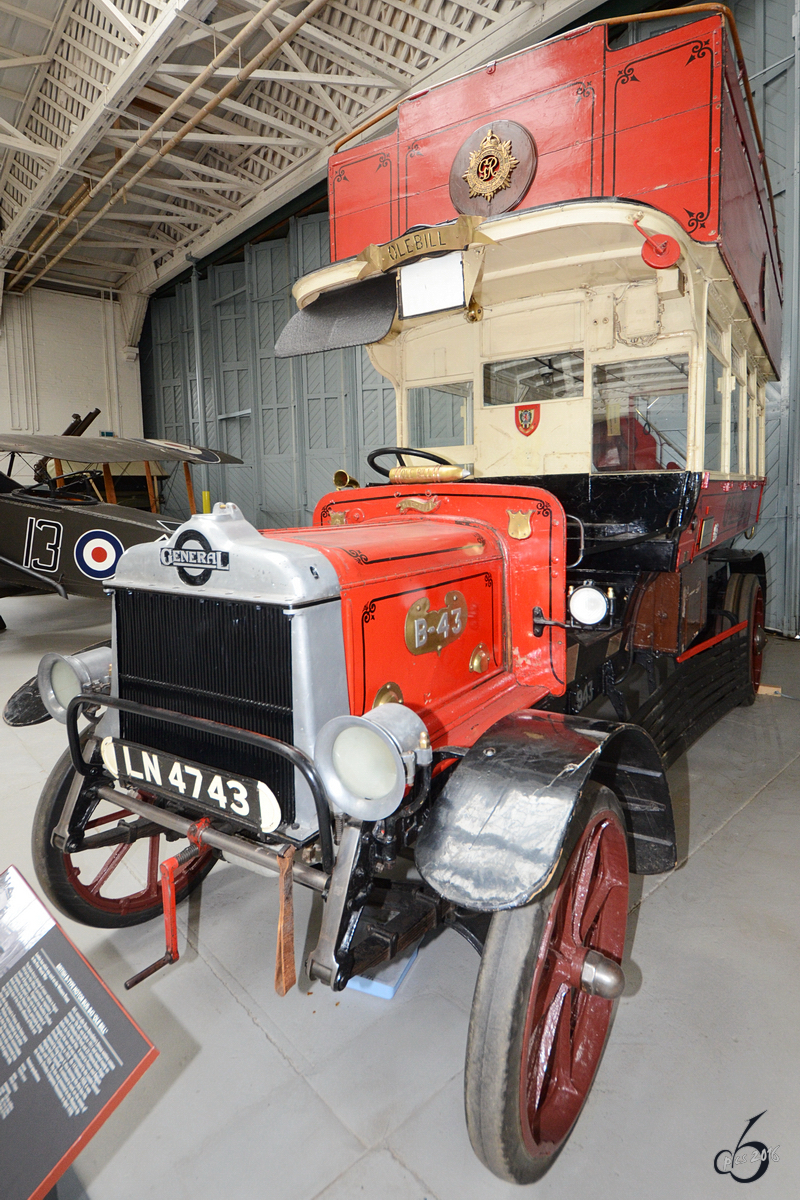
0, 867, 158, 1200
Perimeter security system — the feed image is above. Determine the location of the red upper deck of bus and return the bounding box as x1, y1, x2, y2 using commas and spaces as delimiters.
327, 13, 781, 372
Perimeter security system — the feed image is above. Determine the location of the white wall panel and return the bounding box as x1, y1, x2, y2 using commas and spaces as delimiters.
0, 289, 142, 483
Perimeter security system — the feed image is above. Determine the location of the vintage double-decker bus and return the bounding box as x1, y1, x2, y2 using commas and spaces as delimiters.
16, 6, 779, 1184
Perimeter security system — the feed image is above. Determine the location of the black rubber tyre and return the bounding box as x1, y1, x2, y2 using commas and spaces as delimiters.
724, 573, 765, 706
32, 743, 216, 928
464, 785, 629, 1184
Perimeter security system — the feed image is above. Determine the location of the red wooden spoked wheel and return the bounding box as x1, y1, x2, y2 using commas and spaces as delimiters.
519, 801, 629, 1156
724, 573, 766, 705
749, 583, 766, 694
33, 745, 215, 928
465, 786, 629, 1184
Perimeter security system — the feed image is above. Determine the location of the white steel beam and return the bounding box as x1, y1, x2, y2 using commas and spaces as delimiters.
323, 1, 448, 59
99, 139, 274, 186
156, 64, 398, 88
12, 271, 123, 292
0, 132, 58, 159
269, 8, 416, 78
0, 83, 27, 102
82, 213, 215, 221
0, 55, 53, 71
105, 130, 298, 145
259, 17, 352, 131
128, 87, 269, 137
82, 234, 177, 249
177, 11, 252, 49
148, 76, 328, 143
89, 0, 144, 45
112, 174, 248, 210
0, 114, 59, 159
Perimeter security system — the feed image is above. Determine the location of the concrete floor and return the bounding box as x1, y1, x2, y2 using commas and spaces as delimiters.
1, 591, 798, 1200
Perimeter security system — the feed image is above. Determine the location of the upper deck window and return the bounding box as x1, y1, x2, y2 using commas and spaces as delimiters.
483, 352, 584, 406
592, 355, 689, 472
408, 381, 473, 448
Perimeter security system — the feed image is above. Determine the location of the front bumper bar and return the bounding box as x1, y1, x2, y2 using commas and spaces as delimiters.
66, 693, 335, 873
93, 784, 328, 893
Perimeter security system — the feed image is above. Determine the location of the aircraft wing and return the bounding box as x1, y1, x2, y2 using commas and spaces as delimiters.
0, 434, 242, 465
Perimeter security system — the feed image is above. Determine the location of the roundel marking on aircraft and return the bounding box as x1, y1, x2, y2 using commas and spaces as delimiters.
74, 530, 126, 579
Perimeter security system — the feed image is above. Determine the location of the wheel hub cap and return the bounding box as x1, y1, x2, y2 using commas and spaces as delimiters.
579, 948, 626, 999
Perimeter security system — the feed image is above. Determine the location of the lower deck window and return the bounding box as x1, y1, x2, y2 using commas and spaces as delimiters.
705, 352, 724, 471
749, 385, 759, 476
592, 355, 689, 472
408, 380, 473, 447
731, 377, 744, 473
483, 351, 585, 405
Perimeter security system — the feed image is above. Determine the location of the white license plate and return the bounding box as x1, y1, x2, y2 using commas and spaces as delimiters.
100, 737, 282, 834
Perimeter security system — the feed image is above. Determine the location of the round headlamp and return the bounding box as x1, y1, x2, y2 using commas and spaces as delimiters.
315, 704, 432, 821
37, 647, 112, 723
568, 584, 609, 626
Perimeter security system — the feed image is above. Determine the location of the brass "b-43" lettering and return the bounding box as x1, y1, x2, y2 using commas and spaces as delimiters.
405, 591, 468, 656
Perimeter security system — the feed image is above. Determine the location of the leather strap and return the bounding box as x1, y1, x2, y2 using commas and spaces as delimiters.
275, 845, 296, 996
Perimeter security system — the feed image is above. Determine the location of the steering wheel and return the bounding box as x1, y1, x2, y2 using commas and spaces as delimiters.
367, 446, 452, 479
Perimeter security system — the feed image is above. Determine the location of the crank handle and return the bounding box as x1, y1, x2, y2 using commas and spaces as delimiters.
532, 606, 568, 638
124, 839, 204, 989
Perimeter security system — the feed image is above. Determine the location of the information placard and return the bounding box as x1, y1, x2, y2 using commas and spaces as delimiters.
0, 866, 158, 1200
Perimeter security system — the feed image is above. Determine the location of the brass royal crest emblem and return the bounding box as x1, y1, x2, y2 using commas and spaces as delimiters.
463, 128, 519, 202
449, 120, 536, 217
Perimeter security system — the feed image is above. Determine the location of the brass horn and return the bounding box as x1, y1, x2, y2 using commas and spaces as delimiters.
333, 469, 360, 490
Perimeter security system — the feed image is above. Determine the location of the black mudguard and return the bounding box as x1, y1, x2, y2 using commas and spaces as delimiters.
415, 710, 675, 912
3, 639, 111, 727
4, 675, 50, 726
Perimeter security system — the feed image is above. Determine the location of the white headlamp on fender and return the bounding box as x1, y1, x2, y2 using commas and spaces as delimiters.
314, 705, 433, 821
568, 584, 609, 626
37, 647, 113, 724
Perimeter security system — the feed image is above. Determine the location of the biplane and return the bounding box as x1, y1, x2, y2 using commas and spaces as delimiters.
0, 432, 241, 611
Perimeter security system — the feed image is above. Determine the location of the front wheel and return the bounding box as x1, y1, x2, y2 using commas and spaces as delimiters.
464, 786, 629, 1184
32, 744, 216, 928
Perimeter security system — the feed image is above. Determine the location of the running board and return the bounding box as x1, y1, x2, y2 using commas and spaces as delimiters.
634, 628, 750, 767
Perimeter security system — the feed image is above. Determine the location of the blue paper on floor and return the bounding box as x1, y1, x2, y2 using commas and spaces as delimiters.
346, 941, 420, 999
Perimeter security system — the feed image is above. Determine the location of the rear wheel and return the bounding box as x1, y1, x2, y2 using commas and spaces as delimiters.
32, 744, 216, 928
724, 573, 765, 705
464, 786, 629, 1184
